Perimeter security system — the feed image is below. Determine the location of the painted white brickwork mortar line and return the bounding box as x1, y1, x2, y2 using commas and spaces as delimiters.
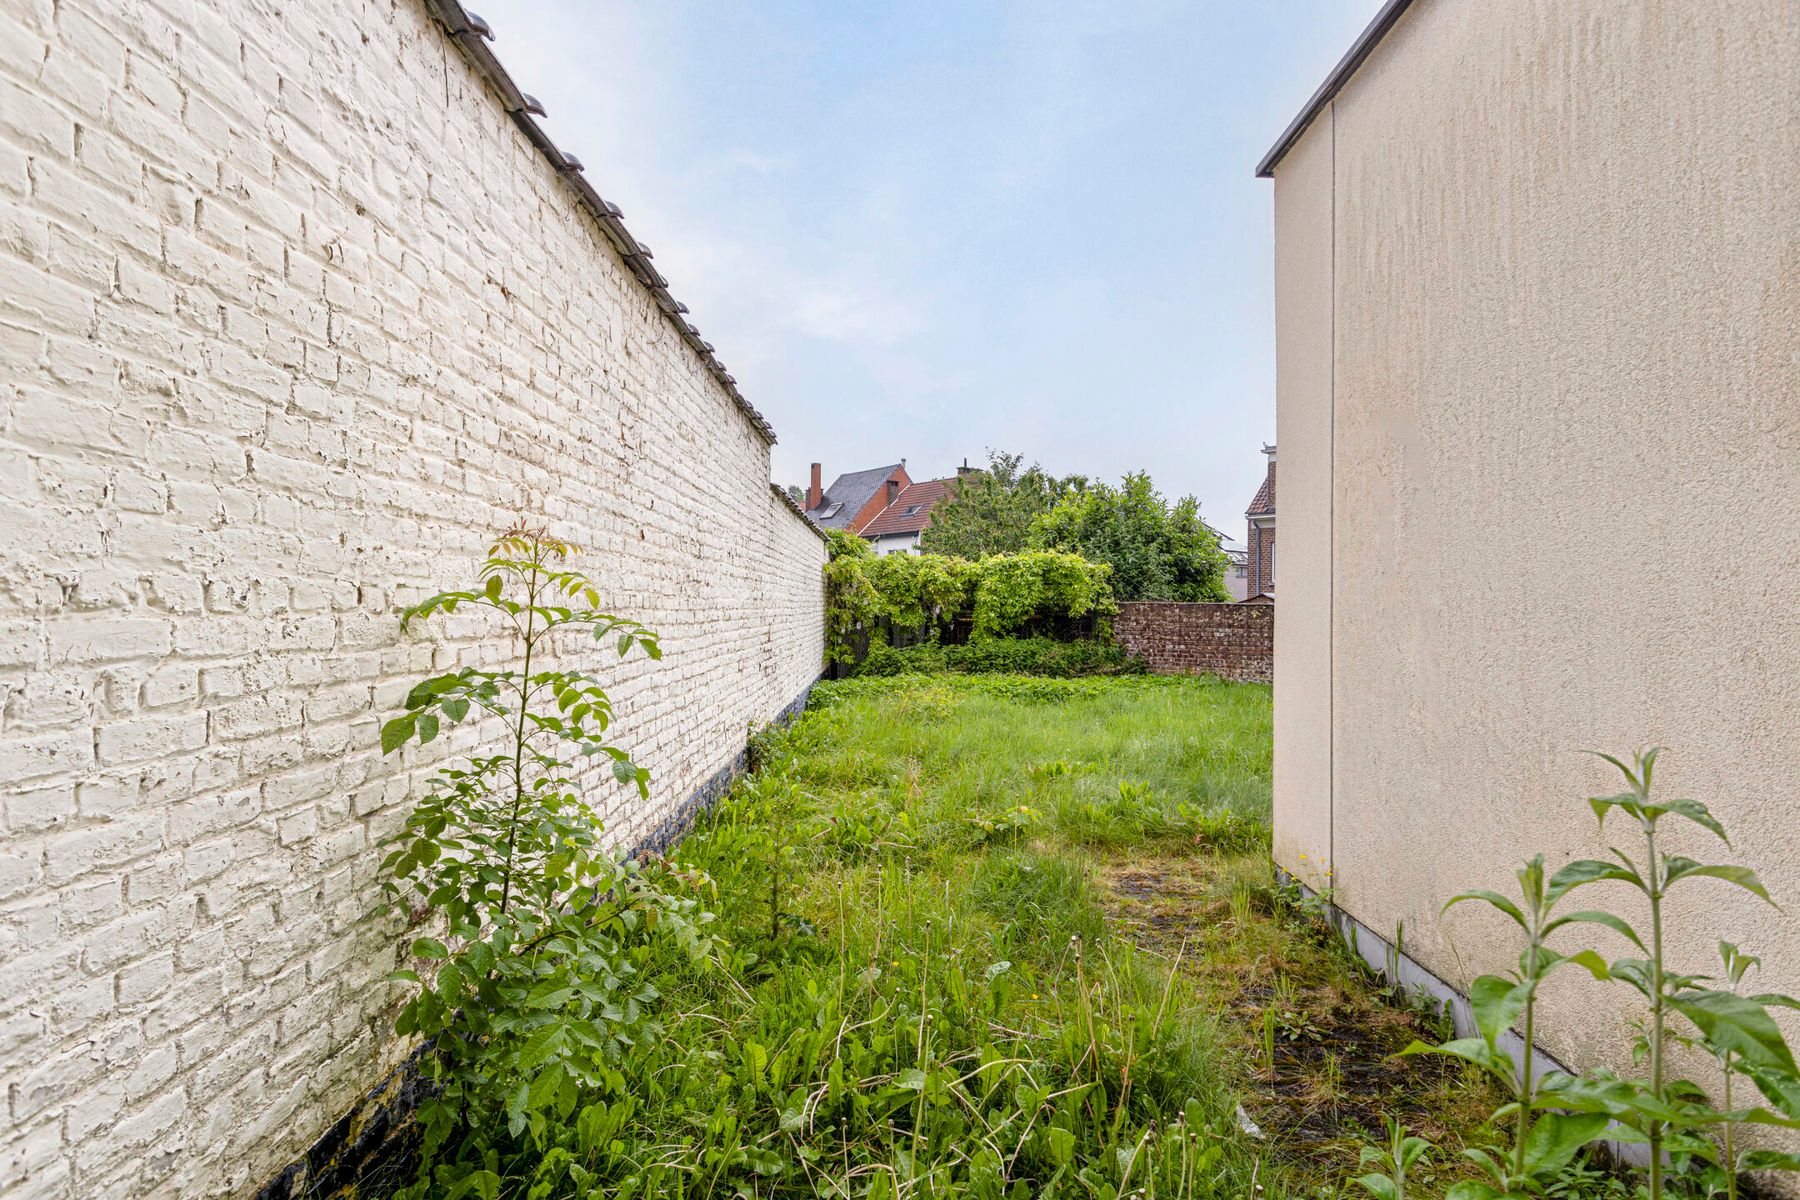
0, 0, 826, 1194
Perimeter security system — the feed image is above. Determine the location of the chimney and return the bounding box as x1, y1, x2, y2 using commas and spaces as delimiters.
957, 457, 975, 477
885, 478, 901, 507
808, 463, 822, 510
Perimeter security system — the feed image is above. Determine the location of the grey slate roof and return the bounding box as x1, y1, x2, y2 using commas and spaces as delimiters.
808, 464, 902, 530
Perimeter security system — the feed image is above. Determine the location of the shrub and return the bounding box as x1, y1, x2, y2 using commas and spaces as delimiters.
376, 530, 711, 1194
824, 540, 1115, 665
851, 636, 1145, 679
1381, 748, 1800, 1200
1029, 470, 1231, 602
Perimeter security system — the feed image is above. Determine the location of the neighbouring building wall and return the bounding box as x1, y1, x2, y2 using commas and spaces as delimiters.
1112, 602, 1272, 684
0, 1, 825, 1196
1270, 121, 1333, 877
1270, 0, 1799, 1124
870, 533, 920, 556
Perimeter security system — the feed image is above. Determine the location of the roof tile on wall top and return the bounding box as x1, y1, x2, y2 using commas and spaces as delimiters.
422, 0, 778, 444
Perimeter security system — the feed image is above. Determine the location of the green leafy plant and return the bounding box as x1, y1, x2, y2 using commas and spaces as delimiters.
823, 534, 1115, 666
1273, 1007, 1325, 1044
1398, 748, 1800, 1200
1028, 469, 1231, 602
1399, 853, 1615, 1194
918, 448, 1083, 557
1353, 1118, 1433, 1200
377, 530, 710, 1191
1676, 942, 1800, 1199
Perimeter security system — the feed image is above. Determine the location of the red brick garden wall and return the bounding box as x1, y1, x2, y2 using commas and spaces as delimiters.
1113, 603, 1273, 684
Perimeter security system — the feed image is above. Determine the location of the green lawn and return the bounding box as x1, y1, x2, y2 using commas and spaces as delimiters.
406, 674, 1513, 1198
657, 674, 1284, 1200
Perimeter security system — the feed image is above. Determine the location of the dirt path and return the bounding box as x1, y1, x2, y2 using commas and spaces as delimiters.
1096, 853, 1496, 1192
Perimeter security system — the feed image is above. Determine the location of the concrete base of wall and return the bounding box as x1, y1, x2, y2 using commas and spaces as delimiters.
1276, 867, 1570, 1079
1276, 867, 1656, 1171
255, 679, 820, 1200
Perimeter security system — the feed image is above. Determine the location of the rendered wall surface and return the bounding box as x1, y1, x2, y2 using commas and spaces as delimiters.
1270, 121, 1334, 881
1269, 0, 1799, 1118
0, 0, 826, 1194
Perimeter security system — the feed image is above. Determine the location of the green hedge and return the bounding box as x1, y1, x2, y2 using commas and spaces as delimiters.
853, 636, 1146, 679
823, 530, 1116, 666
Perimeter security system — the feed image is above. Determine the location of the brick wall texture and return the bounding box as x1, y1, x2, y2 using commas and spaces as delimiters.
1113, 602, 1273, 684
0, 1, 826, 1196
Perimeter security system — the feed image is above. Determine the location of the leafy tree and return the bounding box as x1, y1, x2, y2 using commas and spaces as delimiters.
378, 530, 711, 1186
918, 449, 1082, 557
1029, 472, 1229, 602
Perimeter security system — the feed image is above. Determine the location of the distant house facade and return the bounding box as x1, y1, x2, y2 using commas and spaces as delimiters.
1217, 534, 1252, 601
1262, 0, 1798, 1106
804, 461, 962, 554
861, 476, 958, 555
1244, 444, 1275, 598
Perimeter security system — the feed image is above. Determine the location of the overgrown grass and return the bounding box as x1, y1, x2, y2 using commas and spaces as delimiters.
641, 674, 1279, 1198
400, 672, 1521, 1198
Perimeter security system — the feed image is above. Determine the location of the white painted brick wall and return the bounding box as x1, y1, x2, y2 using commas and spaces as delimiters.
0, 0, 826, 1194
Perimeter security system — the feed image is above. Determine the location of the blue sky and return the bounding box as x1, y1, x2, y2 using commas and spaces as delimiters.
476, 1, 1380, 534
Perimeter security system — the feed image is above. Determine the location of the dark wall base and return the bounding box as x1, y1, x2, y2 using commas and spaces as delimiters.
254, 1050, 427, 1200
254, 679, 818, 1199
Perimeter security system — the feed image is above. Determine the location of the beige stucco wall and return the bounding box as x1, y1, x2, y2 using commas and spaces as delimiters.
1270, 0, 1800, 1114
1271, 125, 1334, 880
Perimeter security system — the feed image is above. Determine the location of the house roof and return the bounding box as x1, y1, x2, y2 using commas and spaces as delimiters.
862, 478, 956, 538
1247, 472, 1275, 517
1254, 0, 1418, 179
807, 464, 903, 529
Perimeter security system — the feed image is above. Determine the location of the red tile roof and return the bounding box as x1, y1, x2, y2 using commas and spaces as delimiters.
861, 477, 957, 537
1246, 470, 1274, 516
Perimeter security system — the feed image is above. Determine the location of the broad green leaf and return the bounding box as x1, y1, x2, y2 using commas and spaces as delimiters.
1548, 859, 1640, 901
1742, 1150, 1800, 1172
381, 715, 416, 754
1608, 958, 1655, 998
1045, 1126, 1075, 1165
1587, 792, 1642, 826
1673, 991, 1798, 1076
411, 937, 448, 959
1520, 1111, 1610, 1175
1399, 1037, 1513, 1081
1661, 796, 1729, 843
416, 713, 439, 745
1560, 949, 1611, 980
1662, 858, 1772, 903
1544, 910, 1645, 951
485, 574, 502, 600
517, 1023, 565, 1071
1470, 975, 1532, 1046
1443, 889, 1526, 927
527, 1060, 564, 1110
1351, 1174, 1398, 1200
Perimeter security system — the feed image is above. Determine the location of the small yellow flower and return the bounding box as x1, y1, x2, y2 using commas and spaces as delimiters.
891, 960, 900, 967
